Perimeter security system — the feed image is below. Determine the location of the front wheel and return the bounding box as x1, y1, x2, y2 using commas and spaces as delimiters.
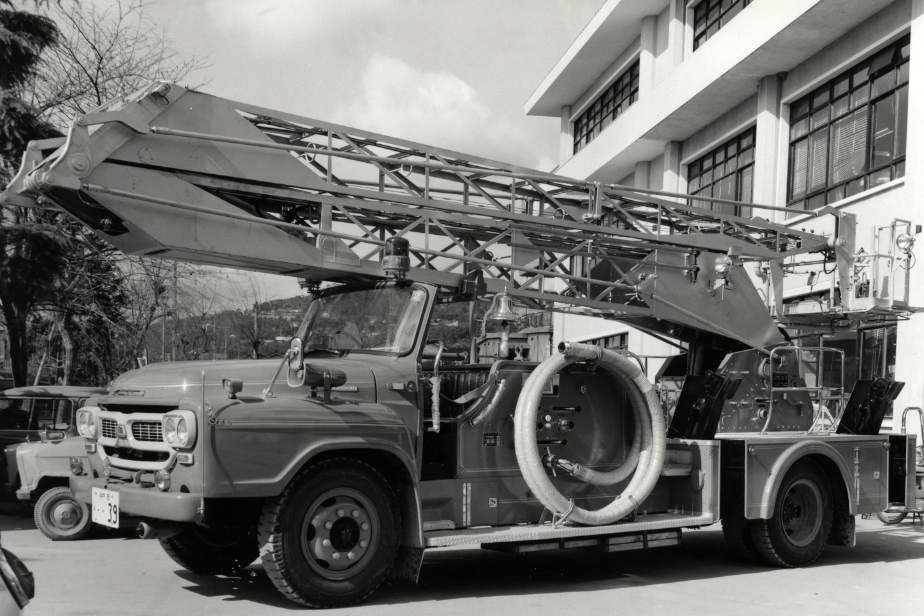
258, 458, 399, 608
750, 461, 832, 567
33, 486, 93, 541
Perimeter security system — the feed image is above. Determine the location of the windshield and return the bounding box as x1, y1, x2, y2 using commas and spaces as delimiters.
301, 286, 428, 355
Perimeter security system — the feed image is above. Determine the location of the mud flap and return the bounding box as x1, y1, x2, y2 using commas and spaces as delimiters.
391, 546, 424, 584
828, 511, 856, 547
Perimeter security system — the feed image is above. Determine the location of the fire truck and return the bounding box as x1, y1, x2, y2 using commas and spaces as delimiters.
3, 82, 920, 608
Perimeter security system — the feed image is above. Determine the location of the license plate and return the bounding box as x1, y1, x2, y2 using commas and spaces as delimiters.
91, 487, 120, 528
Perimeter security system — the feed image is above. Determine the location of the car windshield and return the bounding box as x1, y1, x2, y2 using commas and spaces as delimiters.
301, 286, 428, 355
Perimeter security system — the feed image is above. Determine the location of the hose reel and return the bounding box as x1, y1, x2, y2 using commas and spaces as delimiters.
513, 341, 666, 526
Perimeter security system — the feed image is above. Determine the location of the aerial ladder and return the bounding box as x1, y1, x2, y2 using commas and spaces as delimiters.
4, 82, 907, 350
2, 83, 921, 607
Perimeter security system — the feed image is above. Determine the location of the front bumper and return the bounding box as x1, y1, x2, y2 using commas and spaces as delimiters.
70, 475, 202, 523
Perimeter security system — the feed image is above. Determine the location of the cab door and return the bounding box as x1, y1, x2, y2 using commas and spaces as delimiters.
0, 396, 33, 490
0, 397, 33, 449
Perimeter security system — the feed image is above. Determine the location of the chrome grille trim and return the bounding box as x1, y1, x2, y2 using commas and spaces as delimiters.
100, 418, 118, 439
96, 410, 175, 471
131, 421, 163, 442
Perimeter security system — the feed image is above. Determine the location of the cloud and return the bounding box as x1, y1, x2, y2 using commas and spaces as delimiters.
334, 54, 546, 168
197, 0, 390, 45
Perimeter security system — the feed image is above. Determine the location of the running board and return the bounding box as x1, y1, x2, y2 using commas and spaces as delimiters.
423, 511, 715, 548
483, 529, 682, 554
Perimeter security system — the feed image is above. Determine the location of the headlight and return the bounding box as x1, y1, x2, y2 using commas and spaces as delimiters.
76, 407, 99, 439
154, 469, 171, 492
162, 410, 197, 449
714, 254, 733, 275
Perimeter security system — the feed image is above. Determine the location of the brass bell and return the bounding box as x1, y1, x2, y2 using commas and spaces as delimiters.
486, 290, 519, 322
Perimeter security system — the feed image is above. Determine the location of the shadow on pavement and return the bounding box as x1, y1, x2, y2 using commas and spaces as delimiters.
0, 499, 34, 531
174, 568, 302, 611
169, 522, 924, 608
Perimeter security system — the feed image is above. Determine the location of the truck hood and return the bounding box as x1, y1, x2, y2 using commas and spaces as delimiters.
103, 357, 377, 403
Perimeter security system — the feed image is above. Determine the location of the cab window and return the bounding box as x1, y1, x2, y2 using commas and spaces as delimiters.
0, 399, 30, 430
28, 399, 72, 430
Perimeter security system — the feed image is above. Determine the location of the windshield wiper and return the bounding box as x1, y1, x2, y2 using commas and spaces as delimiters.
304, 346, 346, 356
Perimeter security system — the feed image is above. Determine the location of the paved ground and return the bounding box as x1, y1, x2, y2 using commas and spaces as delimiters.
2, 501, 923, 616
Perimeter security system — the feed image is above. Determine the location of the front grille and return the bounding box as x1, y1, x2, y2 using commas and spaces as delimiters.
131, 421, 163, 442
101, 418, 118, 439
103, 446, 169, 463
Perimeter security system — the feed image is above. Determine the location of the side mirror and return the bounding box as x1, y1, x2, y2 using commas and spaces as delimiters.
222, 378, 243, 399
41, 429, 66, 443
287, 338, 306, 387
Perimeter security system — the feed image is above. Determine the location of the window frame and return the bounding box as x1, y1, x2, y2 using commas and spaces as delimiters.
686, 126, 756, 217
573, 59, 640, 154
692, 0, 754, 51
786, 35, 910, 212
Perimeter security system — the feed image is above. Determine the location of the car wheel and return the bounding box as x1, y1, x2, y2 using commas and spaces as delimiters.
258, 458, 399, 608
33, 486, 93, 541
750, 460, 832, 567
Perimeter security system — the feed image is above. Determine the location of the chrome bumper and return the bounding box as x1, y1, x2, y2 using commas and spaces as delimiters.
70, 475, 202, 523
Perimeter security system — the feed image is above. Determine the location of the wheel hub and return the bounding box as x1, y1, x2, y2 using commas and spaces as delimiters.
301, 490, 377, 579
51, 500, 80, 529
781, 479, 822, 547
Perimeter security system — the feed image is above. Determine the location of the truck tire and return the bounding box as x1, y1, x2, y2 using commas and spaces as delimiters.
34, 486, 93, 541
750, 460, 832, 567
160, 525, 258, 575
258, 458, 400, 608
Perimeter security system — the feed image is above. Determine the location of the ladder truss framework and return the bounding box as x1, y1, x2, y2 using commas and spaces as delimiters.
1, 82, 900, 348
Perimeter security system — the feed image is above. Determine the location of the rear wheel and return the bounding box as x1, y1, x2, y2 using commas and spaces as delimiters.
34, 486, 92, 541
258, 458, 399, 608
750, 461, 832, 567
160, 524, 257, 575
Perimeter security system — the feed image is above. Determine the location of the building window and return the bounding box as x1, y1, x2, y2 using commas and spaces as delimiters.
585, 332, 628, 349
693, 0, 753, 51
573, 60, 639, 154
787, 36, 909, 211
687, 127, 755, 217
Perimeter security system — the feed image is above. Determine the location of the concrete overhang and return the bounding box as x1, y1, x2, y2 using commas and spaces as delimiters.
525, 0, 670, 117
557, 0, 900, 181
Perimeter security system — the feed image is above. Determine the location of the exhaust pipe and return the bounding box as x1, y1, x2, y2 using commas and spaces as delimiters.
136, 521, 182, 540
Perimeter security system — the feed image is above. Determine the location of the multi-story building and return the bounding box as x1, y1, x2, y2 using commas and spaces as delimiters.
527, 0, 924, 433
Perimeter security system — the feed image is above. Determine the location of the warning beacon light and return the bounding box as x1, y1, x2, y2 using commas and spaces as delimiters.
382, 236, 410, 280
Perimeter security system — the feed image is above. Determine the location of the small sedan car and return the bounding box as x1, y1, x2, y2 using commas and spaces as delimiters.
0, 386, 106, 541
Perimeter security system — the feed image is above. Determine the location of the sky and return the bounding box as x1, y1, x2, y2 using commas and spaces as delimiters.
139, 0, 606, 303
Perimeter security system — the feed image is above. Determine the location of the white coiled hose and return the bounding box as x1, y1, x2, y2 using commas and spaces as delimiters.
513, 341, 666, 526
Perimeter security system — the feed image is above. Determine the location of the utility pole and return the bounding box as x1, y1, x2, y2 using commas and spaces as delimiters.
170, 262, 178, 361
252, 301, 259, 359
